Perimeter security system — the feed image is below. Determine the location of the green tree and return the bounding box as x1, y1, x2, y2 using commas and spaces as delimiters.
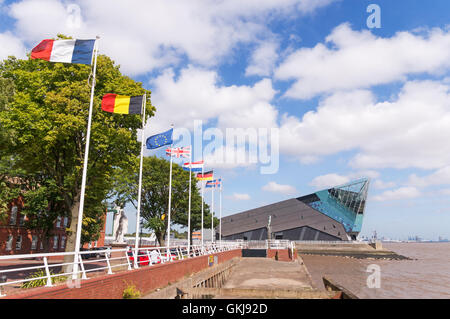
111, 156, 218, 246
0, 78, 20, 222
0, 35, 155, 259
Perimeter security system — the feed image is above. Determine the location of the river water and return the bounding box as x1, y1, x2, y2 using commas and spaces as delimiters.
300, 242, 450, 299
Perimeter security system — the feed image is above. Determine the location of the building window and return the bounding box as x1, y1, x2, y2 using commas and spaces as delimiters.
53, 236, 59, 249
56, 216, 61, 228
19, 214, 25, 226
63, 217, 68, 228
6, 236, 13, 251
60, 236, 66, 249
31, 235, 38, 250
94, 241, 98, 247
10, 206, 18, 225
16, 235, 22, 250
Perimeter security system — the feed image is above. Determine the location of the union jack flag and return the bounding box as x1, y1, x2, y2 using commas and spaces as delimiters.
166, 146, 191, 158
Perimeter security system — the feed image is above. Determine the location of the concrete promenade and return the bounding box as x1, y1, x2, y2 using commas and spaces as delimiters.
143, 256, 337, 299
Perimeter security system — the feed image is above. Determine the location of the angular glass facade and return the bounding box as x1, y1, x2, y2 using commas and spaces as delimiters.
220, 178, 370, 241
298, 178, 369, 238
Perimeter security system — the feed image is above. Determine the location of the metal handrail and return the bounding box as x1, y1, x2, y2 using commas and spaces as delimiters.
0, 241, 243, 297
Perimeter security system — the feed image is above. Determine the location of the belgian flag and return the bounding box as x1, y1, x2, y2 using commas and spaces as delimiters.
101, 94, 143, 114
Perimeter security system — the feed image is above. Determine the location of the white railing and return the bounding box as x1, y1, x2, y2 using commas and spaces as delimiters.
268, 240, 292, 249
292, 240, 362, 245
243, 240, 292, 249
0, 241, 243, 297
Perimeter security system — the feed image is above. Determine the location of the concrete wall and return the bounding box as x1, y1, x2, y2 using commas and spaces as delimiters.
295, 242, 375, 252
3, 249, 242, 299
267, 249, 297, 262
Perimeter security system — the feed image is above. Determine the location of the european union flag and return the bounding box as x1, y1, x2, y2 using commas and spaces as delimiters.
146, 128, 173, 149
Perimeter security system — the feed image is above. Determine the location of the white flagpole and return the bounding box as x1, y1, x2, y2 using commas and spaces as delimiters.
134, 94, 146, 268
220, 178, 222, 245
166, 125, 174, 258
201, 164, 204, 250
211, 173, 214, 243
73, 37, 99, 280
187, 148, 192, 257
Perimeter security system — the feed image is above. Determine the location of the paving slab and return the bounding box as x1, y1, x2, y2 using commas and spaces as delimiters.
222, 257, 314, 291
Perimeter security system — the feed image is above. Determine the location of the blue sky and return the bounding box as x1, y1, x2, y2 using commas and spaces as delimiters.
1, 0, 450, 240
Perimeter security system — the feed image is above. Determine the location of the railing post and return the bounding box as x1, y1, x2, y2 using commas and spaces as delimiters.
146, 250, 152, 265
78, 255, 88, 280
158, 249, 164, 264
43, 257, 53, 287
133, 251, 139, 269
125, 251, 132, 270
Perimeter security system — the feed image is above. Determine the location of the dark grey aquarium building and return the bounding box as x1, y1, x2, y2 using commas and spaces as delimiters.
219, 178, 370, 241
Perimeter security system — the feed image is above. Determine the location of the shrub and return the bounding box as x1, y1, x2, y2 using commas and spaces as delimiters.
123, 284, 141, 299
21, 269, 67, 289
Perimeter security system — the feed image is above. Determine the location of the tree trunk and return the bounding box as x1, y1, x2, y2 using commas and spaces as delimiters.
62, 192, 81, 275
156, 231, 165, 248
41, 233, 50, 254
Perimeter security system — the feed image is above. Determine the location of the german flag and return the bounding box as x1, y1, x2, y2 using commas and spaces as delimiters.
101, 94, 143, 114
196, 171, 213, 181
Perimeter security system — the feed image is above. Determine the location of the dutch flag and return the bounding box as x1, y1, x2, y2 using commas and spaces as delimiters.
182, 161, 204, 172
30, 39, 96, 65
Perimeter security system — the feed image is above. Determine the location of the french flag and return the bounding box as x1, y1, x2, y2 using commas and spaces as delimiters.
31, 39, 96, 65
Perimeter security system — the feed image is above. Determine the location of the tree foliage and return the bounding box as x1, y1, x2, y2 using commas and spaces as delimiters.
0, 35, 155, 250
111, 156, 218, 246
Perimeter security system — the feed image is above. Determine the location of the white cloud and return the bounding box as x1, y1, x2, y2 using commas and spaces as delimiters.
0, 31, 27, 61
262, 181, 297, 195
295, 0, 336, 13
438, 189, 450, 196
408, 166, 450, 187
153, 74, 450, 173
309, 171, 378, 189
275, 23, 450, 99
245, 40, 279, 77
372, 187, 421, 202
229, 193, 251, 201
373, 180, 396, 190
309, 174, 350, 189
203, 144, 259, 170
8, 0, 336, 75
279, 80, 450, 170
146, 66, 278, 135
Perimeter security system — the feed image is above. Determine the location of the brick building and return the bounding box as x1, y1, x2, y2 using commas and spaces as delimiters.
0, 197, 106, 255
